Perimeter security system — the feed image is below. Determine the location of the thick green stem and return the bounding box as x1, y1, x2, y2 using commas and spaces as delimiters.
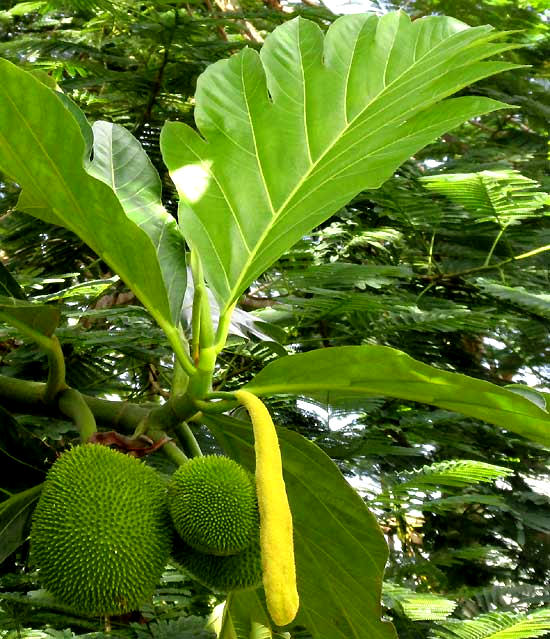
190, 248, 204, 363
167, 392, 201, 422
163, 322, 196, 378
191, 284, 202, 364
0, 372, 147, 432
191, 250, 215, 352
84, 396, 148, 432
149, 428, 189, 466
172, 359, 190, 395
188, 345, 216, 398
175, 422, 203, 457
206, 391, 238, 401
0, 372, 200, 463
187, 250, 218, 398
0, 373, 45, 409
132, 392, 199, 439
0, 312, 68, 404
58, 388, 97, 442
215, 302, 236, 354
44, 335, 68, 404
193, 398, 238, 413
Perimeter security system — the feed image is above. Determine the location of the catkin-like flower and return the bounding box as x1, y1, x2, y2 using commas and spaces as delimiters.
234, 390, 299, 626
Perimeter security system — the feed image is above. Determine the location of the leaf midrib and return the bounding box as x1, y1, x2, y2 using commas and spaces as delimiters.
1, 78, 174, 326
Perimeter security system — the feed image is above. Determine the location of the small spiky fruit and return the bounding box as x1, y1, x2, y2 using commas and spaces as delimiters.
168, 455, 258, 556
172, 535, 262, 593
31, 444, 171, 616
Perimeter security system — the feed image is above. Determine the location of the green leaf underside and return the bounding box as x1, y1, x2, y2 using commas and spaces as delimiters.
161, 11, 518, 313
89, 122, 187, 324
244, 346, 550, 447
0, 294, 60, 338
0, 60, 176, 332
0, 484, 42, 565
221, 591, 273, 639
204, 414, 396, 639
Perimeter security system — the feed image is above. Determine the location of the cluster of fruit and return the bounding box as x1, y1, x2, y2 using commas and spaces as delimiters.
30, 443, 262, 617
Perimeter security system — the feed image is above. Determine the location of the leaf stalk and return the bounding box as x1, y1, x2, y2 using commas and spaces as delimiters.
43, 335, 68, 405
57, 388, 97, 443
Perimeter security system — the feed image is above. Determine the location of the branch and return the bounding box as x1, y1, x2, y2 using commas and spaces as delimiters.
0, 373, 200, 464
134, 10, 178, 136
239, 294, 277, 310
424, 244, 550, 281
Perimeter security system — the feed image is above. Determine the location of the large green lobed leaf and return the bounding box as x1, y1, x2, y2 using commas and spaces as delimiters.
0, 484, 42, 565
89, 121, 188, 324
0, 60, 183, 332
219, 591, 273, 639
205, 413, 396, 639
0, 294, 60, 340
244, 346, 550, 447
161, 11, 519, 313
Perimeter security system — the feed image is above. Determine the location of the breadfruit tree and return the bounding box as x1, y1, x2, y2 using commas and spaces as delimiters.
0, 9, 548, 639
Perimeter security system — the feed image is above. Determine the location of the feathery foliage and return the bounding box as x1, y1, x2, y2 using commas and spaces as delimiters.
0, 0, 548, 637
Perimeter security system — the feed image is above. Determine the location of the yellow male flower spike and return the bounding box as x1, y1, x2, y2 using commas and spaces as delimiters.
234, 390, 299, 626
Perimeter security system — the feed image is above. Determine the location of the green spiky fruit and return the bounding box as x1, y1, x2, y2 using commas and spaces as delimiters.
172, 535, 263, 593
168, 455, 258, 556
31, 444, 171, 616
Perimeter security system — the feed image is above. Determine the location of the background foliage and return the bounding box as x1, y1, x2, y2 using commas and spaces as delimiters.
0, 0, 548, 637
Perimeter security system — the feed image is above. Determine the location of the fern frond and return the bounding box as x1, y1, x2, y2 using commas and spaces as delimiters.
420, 171, 549, 226
431, 610, 550, 639
431, 545, 511, 567
366, 176, 466, 230
44, 0, 125, 12
132, 615, 215, 639
3, 1, 47, 16
285, 263, 412, 292
397, 460, 514, 491
475, 279, 550, 320
251, 623, 273, 639
281, 294, 497, 335
422, 494, 509, 512
458, 584, 550, 615
383, 582, 457, 621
